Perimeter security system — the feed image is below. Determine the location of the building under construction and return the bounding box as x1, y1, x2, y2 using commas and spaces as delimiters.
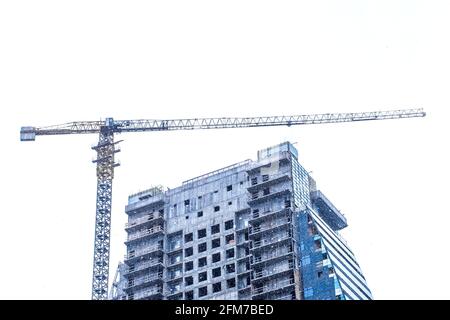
111, 142, 373, 300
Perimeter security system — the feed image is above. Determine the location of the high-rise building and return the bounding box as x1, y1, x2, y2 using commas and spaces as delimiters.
111, 142, 373, 300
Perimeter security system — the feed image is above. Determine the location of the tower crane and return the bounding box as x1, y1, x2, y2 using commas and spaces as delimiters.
20, 108, 426, 300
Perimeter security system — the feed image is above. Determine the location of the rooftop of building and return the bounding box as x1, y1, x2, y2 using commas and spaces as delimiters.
128, 141, 299, 204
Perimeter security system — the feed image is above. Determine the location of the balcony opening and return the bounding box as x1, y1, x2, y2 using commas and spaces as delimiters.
198, 271, 207, 282
169, 239, 181, 252
227, 185, 232, 191
212, 267, 221, 278
170, 254, 182, 265
198, 286, 207, 297
211, 224, 220, 234
214, 206, 220, 212
185, 291, 194, 300
314, 239, 322, 250
263, 188, 270, 196
171, 268, 182, 280
197, 211, 203, 217
212, 252, 221, 263
185, 276, 193, 286
225, 233, 235, 245
226, 263, 236, 274
185, 261, 193, 271
198, 257, 207, 268
226, 248, 235, 259
184, 233, 193, 243
198, 242, 207, 253
227, 278, 236, 288
308, 225, 318, 236
198, 228, 207, 239
212, 238, 221, 248
185, 247, 193, 257
213, 282, 222, 293
225, 220, 234, 230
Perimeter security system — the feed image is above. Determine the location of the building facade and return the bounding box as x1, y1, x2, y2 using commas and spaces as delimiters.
111, 142, 373, 300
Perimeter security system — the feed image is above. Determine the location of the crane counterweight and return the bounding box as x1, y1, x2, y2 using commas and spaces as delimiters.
20, 127, 36, 141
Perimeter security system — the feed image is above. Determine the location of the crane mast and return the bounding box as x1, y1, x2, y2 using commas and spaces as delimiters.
90, 127, 120, 299
20, 108, 426, 300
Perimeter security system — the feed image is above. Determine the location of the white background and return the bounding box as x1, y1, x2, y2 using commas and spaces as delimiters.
0, 1, 449, 299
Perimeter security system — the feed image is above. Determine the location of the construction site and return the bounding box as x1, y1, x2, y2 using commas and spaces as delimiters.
5, 0, 448, 303
20, 109, 426, 300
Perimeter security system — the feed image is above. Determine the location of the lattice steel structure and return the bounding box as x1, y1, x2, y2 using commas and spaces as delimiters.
21, 109, 424, 137
90, 126, 121, 299
19, 108, 425, 299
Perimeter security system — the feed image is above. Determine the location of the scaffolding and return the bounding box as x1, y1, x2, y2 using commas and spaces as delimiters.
243, 155, 301, 300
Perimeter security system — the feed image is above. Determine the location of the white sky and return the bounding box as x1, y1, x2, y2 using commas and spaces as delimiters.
0, 1, 449, 300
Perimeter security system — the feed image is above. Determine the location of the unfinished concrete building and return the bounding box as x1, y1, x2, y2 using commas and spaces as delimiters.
111, 142, 373, 300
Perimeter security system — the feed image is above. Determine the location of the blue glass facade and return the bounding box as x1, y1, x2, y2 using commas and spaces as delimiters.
287, 145, 373, 300
308, 209, 372, 300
